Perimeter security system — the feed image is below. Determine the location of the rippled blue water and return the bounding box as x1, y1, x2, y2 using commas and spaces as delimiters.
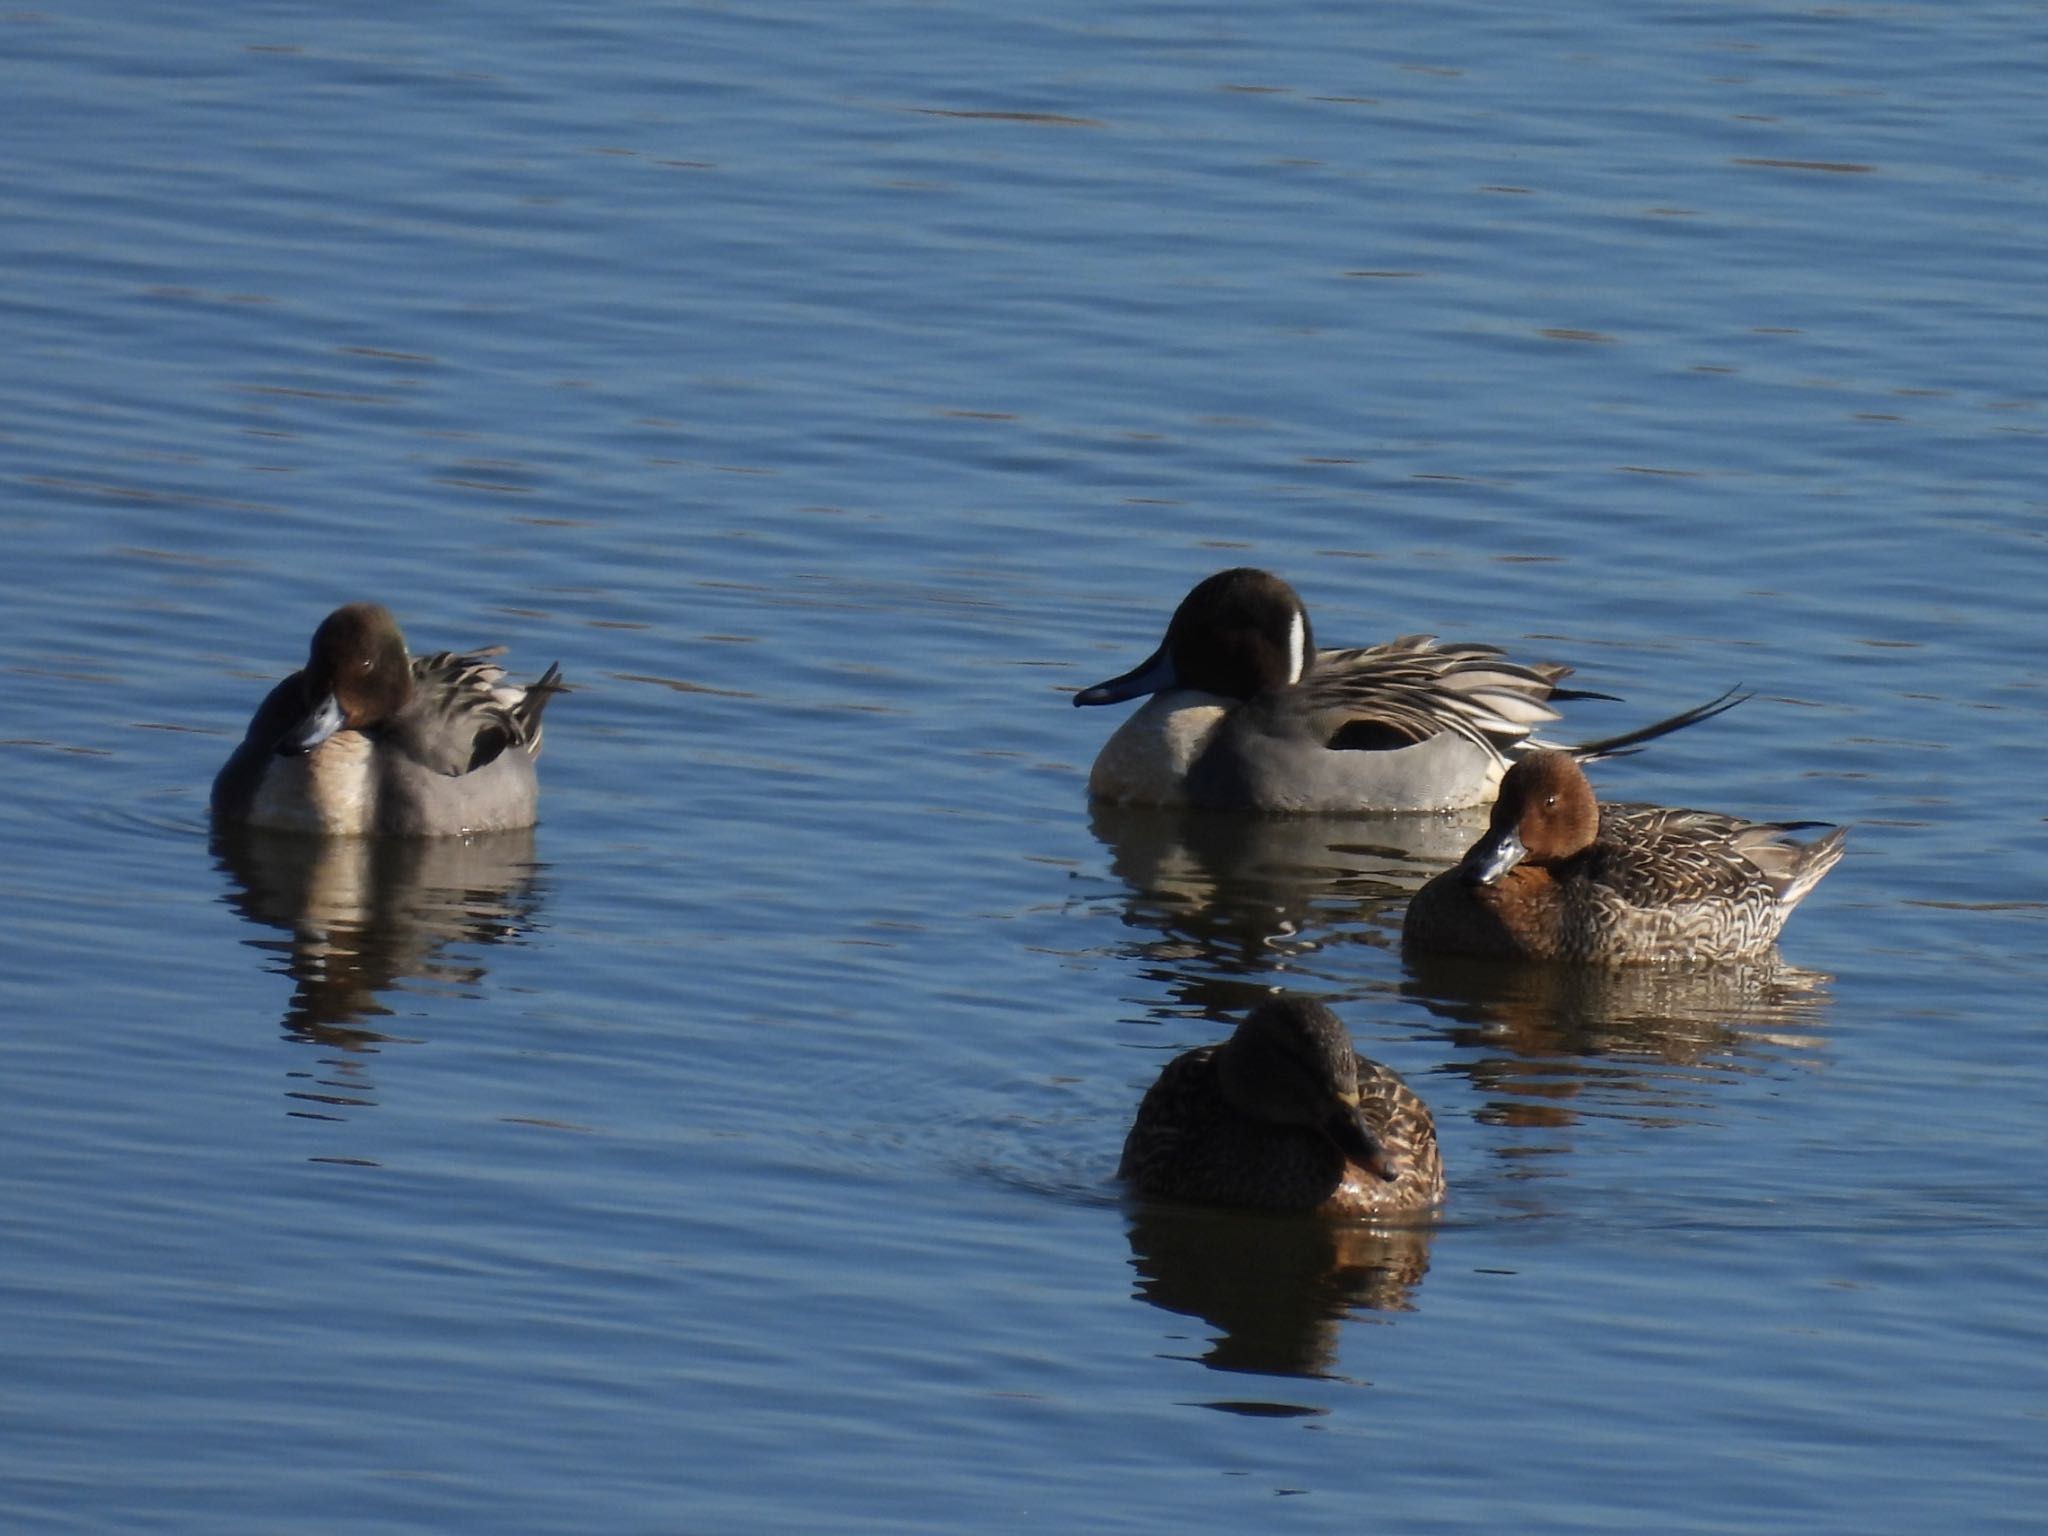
4, 2, 2045, 1531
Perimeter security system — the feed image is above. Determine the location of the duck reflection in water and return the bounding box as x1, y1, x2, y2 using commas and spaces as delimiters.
1402, 947, 1833, 1140
1087, 800, 1480, 987
212, 825, 546, 1111
1125, 1202, 1435, 1383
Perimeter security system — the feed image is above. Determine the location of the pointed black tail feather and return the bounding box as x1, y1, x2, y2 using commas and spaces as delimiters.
1546, 685, 1623, 704
516, 662, 569, 740
1568, 686, 1751, 762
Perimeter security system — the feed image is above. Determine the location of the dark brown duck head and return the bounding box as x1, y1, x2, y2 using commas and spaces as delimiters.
279, 603, 414, 754
1215, 996, 1395, 1181
1458, 749, 1602, 886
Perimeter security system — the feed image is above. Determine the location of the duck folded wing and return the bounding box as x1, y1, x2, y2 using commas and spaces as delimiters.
392, 648, 563, 777
1297, 637, 1571, 754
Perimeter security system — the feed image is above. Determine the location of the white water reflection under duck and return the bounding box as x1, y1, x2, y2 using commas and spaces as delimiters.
213, 826, 548, 1126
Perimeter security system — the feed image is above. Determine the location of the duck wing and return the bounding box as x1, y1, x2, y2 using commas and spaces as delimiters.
393, 648, 565, 777
1295, 636, 1571, 755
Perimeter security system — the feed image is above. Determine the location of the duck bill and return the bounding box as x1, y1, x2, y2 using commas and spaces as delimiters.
1324, 1099, 1396, 1183
1459, 826, 1527, 887
278, 691, 346, 755
1073, 643, 1177, 707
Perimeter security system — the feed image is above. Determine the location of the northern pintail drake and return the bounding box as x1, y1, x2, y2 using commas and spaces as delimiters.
1073, 567, 1745, 813
1402, 750, 1846, 964
1119, 996, 1444, 1217
212, 603, 565, 837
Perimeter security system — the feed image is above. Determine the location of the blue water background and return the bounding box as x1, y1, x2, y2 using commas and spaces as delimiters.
3, 2, 2045, 1531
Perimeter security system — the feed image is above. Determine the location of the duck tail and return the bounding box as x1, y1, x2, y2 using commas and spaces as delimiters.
1545, 685, 1622, 704
1565, 686, 1751, 763
515, 662, 569, 753
1776, 825, 1848, 911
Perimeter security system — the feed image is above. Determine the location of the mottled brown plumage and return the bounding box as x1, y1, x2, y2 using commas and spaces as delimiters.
1403, 750, 1845, 964
1118, 997, 1444, 1217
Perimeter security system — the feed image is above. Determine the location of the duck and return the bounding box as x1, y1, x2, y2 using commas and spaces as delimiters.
1401, 749, 1845, 964
1118, 996, 1444, 1217
1073, 567, 1745, 813
212, 602, 565, 837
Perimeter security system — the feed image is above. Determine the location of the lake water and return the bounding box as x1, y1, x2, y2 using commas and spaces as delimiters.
3, 1, 2045, 1530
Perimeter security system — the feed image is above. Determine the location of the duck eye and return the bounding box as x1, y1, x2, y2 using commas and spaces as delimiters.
1544, 794, 1557, 809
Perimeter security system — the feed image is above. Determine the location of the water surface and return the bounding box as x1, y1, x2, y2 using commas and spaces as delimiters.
3, 2, 2045, 1531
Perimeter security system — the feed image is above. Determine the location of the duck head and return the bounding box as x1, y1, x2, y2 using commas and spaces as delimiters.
1458, 749, 1601, 885
1075, 568, 1314, 706
279, 603, 413, 754
1216, 996, 1394, 1181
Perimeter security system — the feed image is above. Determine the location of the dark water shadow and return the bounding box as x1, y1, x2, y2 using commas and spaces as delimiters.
212, 826, 547, 1115
1126, 1200, 1436, 1397
1087, 801, 1481, 1016
1401, 948, 1834, 1136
